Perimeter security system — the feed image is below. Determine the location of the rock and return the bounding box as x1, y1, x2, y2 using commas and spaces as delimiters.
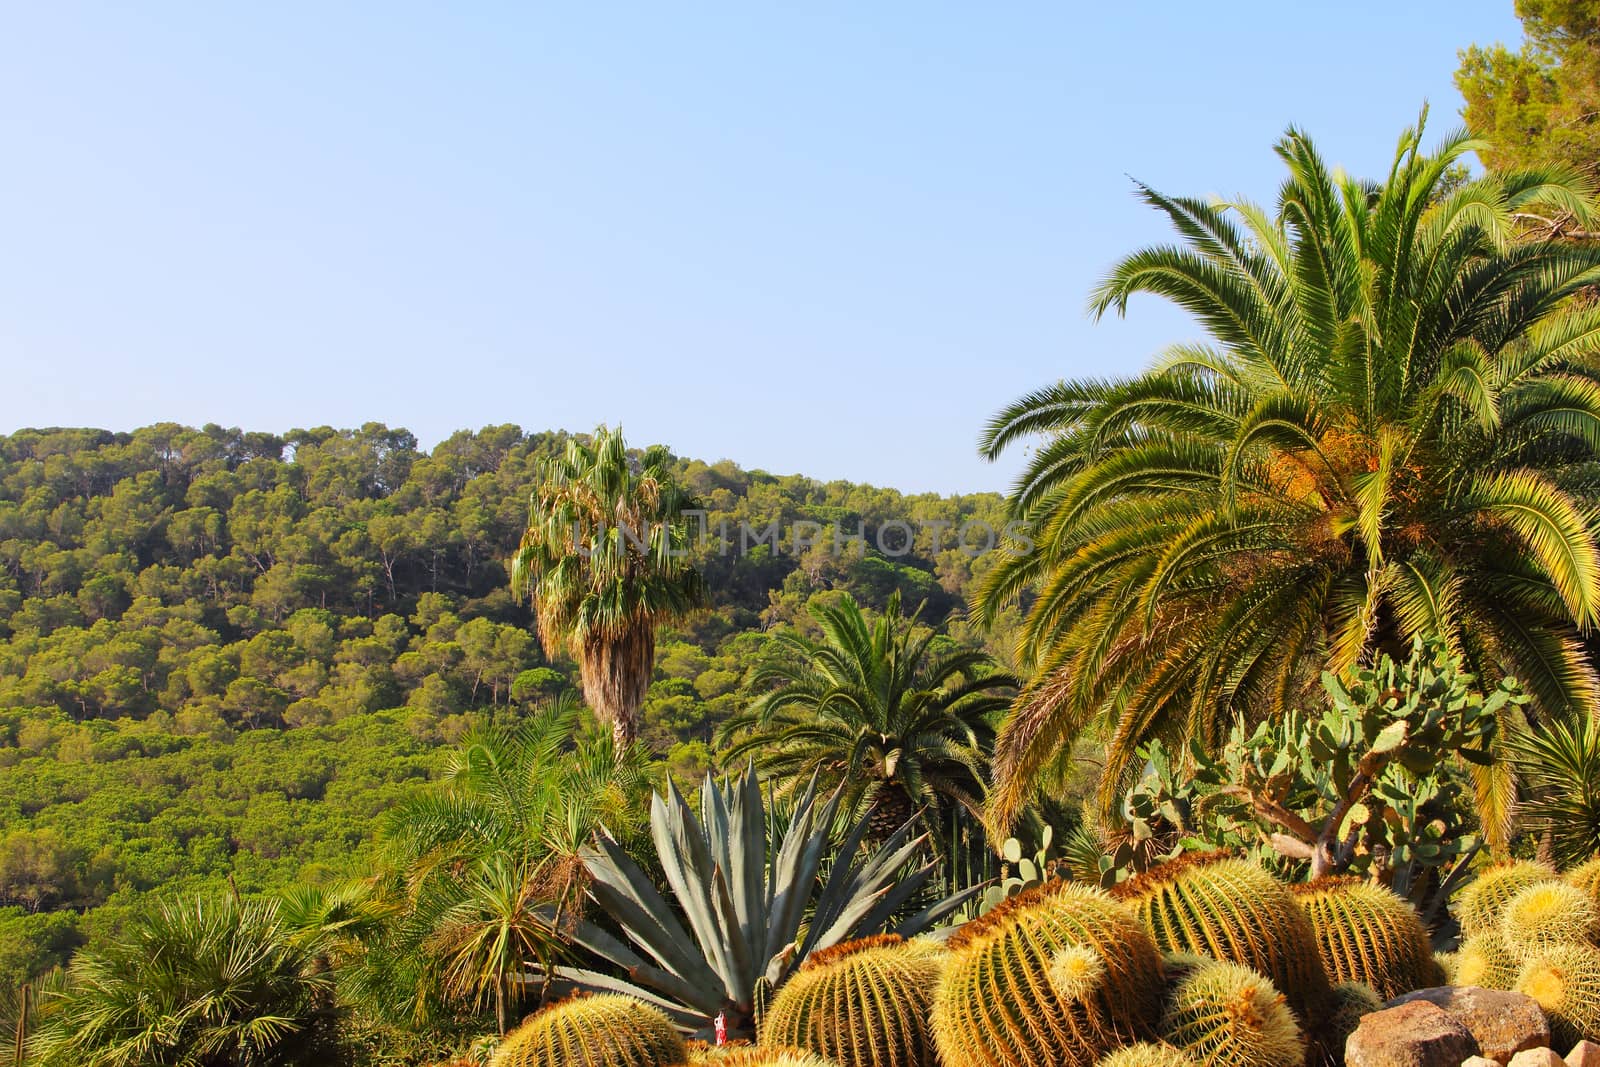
1509, 1051, 1566, 1067
1569, 1040, 1600, 1066
1461, 1058, 1503, 1067
1386, 986, 1551, 1062
1345, 1000, 1480, 1067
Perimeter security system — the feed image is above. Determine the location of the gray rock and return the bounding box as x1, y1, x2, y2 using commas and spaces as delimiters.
1345, 1000, 1481, 1067
1385, 986, 1551, 1063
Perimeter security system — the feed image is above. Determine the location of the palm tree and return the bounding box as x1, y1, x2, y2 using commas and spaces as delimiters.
510, 426, 703, 751
976, 113, 1600, 833
374, 697, 653, 1031
30, 895, 337, 1067
717, 592, 1015, 840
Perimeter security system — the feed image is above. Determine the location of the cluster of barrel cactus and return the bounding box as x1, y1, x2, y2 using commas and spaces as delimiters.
488, 849, 1515, 1067
1440, 858, 1600, 1047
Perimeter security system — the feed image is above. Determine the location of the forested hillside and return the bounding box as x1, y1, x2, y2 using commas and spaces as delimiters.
0, 422, 1014, 988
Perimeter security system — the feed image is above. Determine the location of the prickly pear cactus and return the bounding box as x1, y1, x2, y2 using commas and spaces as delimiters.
1111, 852, 1330, 1022
1516, 943, 1600, 1047
1094, 1044, 1198, 1066
932, 880, 1164, 1067
1292, 877, 1442, 999
761, 934, 940, 1067
1157, 959, 1305, 1067
1500, 881, 1600, 959
1454, 860, 1555, 938
491, 994, 686, 1067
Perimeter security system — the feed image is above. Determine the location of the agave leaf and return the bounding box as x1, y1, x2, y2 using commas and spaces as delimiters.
580, 834, 719, 990
557, 917, 716, 1014
652, 780, 732, 989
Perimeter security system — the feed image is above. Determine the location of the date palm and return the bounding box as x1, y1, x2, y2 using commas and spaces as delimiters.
977, 113, 1600, 833
717, 591, 1015, 840
511, 426, 703, 750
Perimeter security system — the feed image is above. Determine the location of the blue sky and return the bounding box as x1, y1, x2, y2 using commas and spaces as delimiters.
1, 3, 1524, 493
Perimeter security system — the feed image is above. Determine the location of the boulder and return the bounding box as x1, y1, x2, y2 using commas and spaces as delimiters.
1386, 986, 1551, 1062
1509, 1050, 1566, 1067
1569, 1040, 1600, 1066
1345, 1000, 1481, 1067
1460, 1058, 1502, 1067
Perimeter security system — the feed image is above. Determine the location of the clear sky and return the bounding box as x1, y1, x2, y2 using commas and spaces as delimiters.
1, 2, 1526, 494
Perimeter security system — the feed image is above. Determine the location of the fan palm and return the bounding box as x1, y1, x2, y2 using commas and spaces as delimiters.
30, 895, 337, 1067
977, 113, 1600, 833
510, 426, 703, 752
717, 592, 1015, 839
1506, 714, 1600, 868
373, 697, 653, 1030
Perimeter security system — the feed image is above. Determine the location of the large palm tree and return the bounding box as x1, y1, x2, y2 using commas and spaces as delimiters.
977, 114, 1600, 833
717, 591, 1015, 839
510, 426, 703, 750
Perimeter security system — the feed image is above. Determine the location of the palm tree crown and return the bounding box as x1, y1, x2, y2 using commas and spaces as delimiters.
978, 115, 1600, 832
510, 426, 703, 750
717, 591, 1015, 838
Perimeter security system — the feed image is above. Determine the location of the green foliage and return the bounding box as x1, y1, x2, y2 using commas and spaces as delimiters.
760, 935, 941, 1067
371, 700, 653, 1033
29, 893, 341, 1067
1291, 879, 1443, 1000
1120, 637, 1517, 914
718, 591, 1014, 842
931, 881, 1165, 1067
488, 994, 684, 1067
1111, 854, 1330, 1023
1507, 717, 1600, 868
976, 117, 1600, 832
1457, 1, 1600, 182
1157, 959, 1305, 1067
563, 764, 975, 1040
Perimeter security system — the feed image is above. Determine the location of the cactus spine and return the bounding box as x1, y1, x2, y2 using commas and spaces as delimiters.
1565, 855, 1600, 904
1094, 1044, 1199, 1066
491, 994, 686, 1067
1515, 943, 1600, 1047
1500, 882, 1600, 959
931, 880, 1164, 1067
1453, 935, 1520, 990
1112, 853, 1329, 1022
1291, 878, 1443, 999
1157, 959, 1305, 1067
1454, 860, 1555, 938
761, 934, 941, 1067
688, 1047, 839, 1067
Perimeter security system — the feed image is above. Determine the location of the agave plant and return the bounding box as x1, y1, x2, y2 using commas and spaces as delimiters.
555, 763, 979, 1039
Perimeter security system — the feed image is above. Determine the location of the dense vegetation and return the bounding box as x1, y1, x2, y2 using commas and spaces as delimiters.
0, 423, 1013, 995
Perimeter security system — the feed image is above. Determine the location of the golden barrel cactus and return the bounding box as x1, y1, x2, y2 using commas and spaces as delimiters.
1500, 881, 1600, 959
491, 994, 686, 1067
1565, 855, 1600, 904
1157, 959, 1305, 1067
688, 1047, 838, 1067
931, 880, 1164, 1067
1111, 853, 1329, 1021
1322, 981, 1382, 1057
761, 934, 940, 1067
1292, 877, 1443, 999
1095, 1044, 1198, 1066
1454, 860, 1555, 938
1454, 935, 1520, 990
1516, 943, 1600, 1047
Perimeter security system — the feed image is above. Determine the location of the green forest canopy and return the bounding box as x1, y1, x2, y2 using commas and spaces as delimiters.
0, 422, 1016, 990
